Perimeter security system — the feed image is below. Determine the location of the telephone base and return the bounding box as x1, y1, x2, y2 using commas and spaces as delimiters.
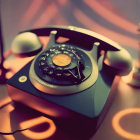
7, 56, 117, 135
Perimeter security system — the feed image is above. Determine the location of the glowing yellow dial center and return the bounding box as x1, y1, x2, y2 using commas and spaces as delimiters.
52, 54, 71, 67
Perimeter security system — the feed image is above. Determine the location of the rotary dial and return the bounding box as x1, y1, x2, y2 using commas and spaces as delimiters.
35, 44, 92, 85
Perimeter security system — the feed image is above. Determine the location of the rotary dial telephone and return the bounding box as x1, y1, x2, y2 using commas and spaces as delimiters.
7, 25, 132, 120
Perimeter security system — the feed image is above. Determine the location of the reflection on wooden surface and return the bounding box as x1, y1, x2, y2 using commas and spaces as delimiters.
112, 108, 140, 140
20, 116, 56, 140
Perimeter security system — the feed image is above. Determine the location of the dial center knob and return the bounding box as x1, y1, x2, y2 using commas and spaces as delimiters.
52, 54, 71, 67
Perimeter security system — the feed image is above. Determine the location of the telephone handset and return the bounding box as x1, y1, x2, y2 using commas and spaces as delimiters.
8, 25, 132, 119
11, 25, 132, 95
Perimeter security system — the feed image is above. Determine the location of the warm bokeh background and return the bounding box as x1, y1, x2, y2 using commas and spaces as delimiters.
1, 0, 140, 59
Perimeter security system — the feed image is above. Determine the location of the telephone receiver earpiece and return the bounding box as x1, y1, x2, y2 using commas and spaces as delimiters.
11, 32, 43, 57
103, 48, 132, 76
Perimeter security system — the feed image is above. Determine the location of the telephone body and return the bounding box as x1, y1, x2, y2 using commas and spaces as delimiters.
7, 25, 132, 133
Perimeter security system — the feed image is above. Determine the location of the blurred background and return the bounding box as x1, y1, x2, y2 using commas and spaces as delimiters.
0, 0, 140, 59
